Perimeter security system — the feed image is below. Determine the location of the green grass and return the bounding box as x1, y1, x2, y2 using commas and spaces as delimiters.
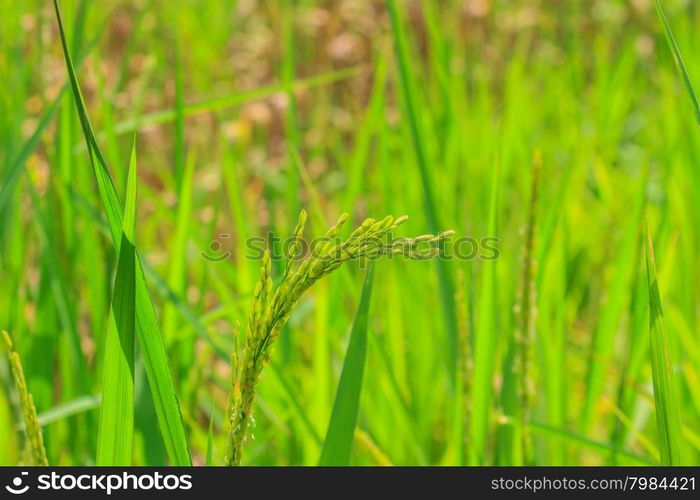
469, 163, 500, 465
96, 139, 138, 465
226, 211, 451, 465
1, 0, 699, 466
645, 224, 684, 465
52, 0, 191, 465
319, 264, 375, 466
387, 0, 458, 382
654, 0, 700, 124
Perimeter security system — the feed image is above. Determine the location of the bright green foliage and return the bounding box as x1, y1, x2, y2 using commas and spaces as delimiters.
1, 0, 700, 467
645, 227, 684, 465
319, 264, 375, 466
654, 0, 700, 124
52, 0, 191, 465
227, 210, 452, 464
97, 141, 138, 465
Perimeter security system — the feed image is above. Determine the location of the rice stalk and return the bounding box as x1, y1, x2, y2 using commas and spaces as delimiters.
516, 150, 541, 464
226, 210, 453, 465
2, 331, 48, 466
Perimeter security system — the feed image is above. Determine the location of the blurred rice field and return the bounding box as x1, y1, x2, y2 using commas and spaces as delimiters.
1, 0, 699, 465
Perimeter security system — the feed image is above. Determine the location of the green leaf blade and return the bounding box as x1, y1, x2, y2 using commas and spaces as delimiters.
52, 0, 191, 465
97, 144, 138, 465
123, 139, 138, 240
319, 264, 375, 466
645, 225, 684, 465
654, 0, 700, 125
97, 233, 136, 465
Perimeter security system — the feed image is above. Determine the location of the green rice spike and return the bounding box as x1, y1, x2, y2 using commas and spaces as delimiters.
225, 210, 453, 465
3, 332, 48, 466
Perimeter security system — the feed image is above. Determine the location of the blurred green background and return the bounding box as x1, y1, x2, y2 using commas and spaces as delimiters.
1, 0, 699, 465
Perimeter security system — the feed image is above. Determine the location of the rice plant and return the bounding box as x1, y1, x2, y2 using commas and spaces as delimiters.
1, 0, 699, 467
227, 210, 453, 464
3, 332, 48, 466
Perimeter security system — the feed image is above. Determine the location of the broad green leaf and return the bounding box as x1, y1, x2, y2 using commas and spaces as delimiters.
319, 264, 375, 466
52, 0, 191, 465
97, 141, 138, 465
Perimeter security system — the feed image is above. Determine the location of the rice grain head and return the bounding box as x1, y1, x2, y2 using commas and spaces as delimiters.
226, 210, 453, 465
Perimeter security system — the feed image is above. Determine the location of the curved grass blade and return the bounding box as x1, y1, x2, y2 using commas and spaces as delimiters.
35, 395, 101, 427
654, 0, 700, 124
107, 66, 362, 139
52, 0, 191, 465
96, 142, 138, 465
319, 264, 375, 466
645, 223, 684, 465
527, 421, 655, 466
